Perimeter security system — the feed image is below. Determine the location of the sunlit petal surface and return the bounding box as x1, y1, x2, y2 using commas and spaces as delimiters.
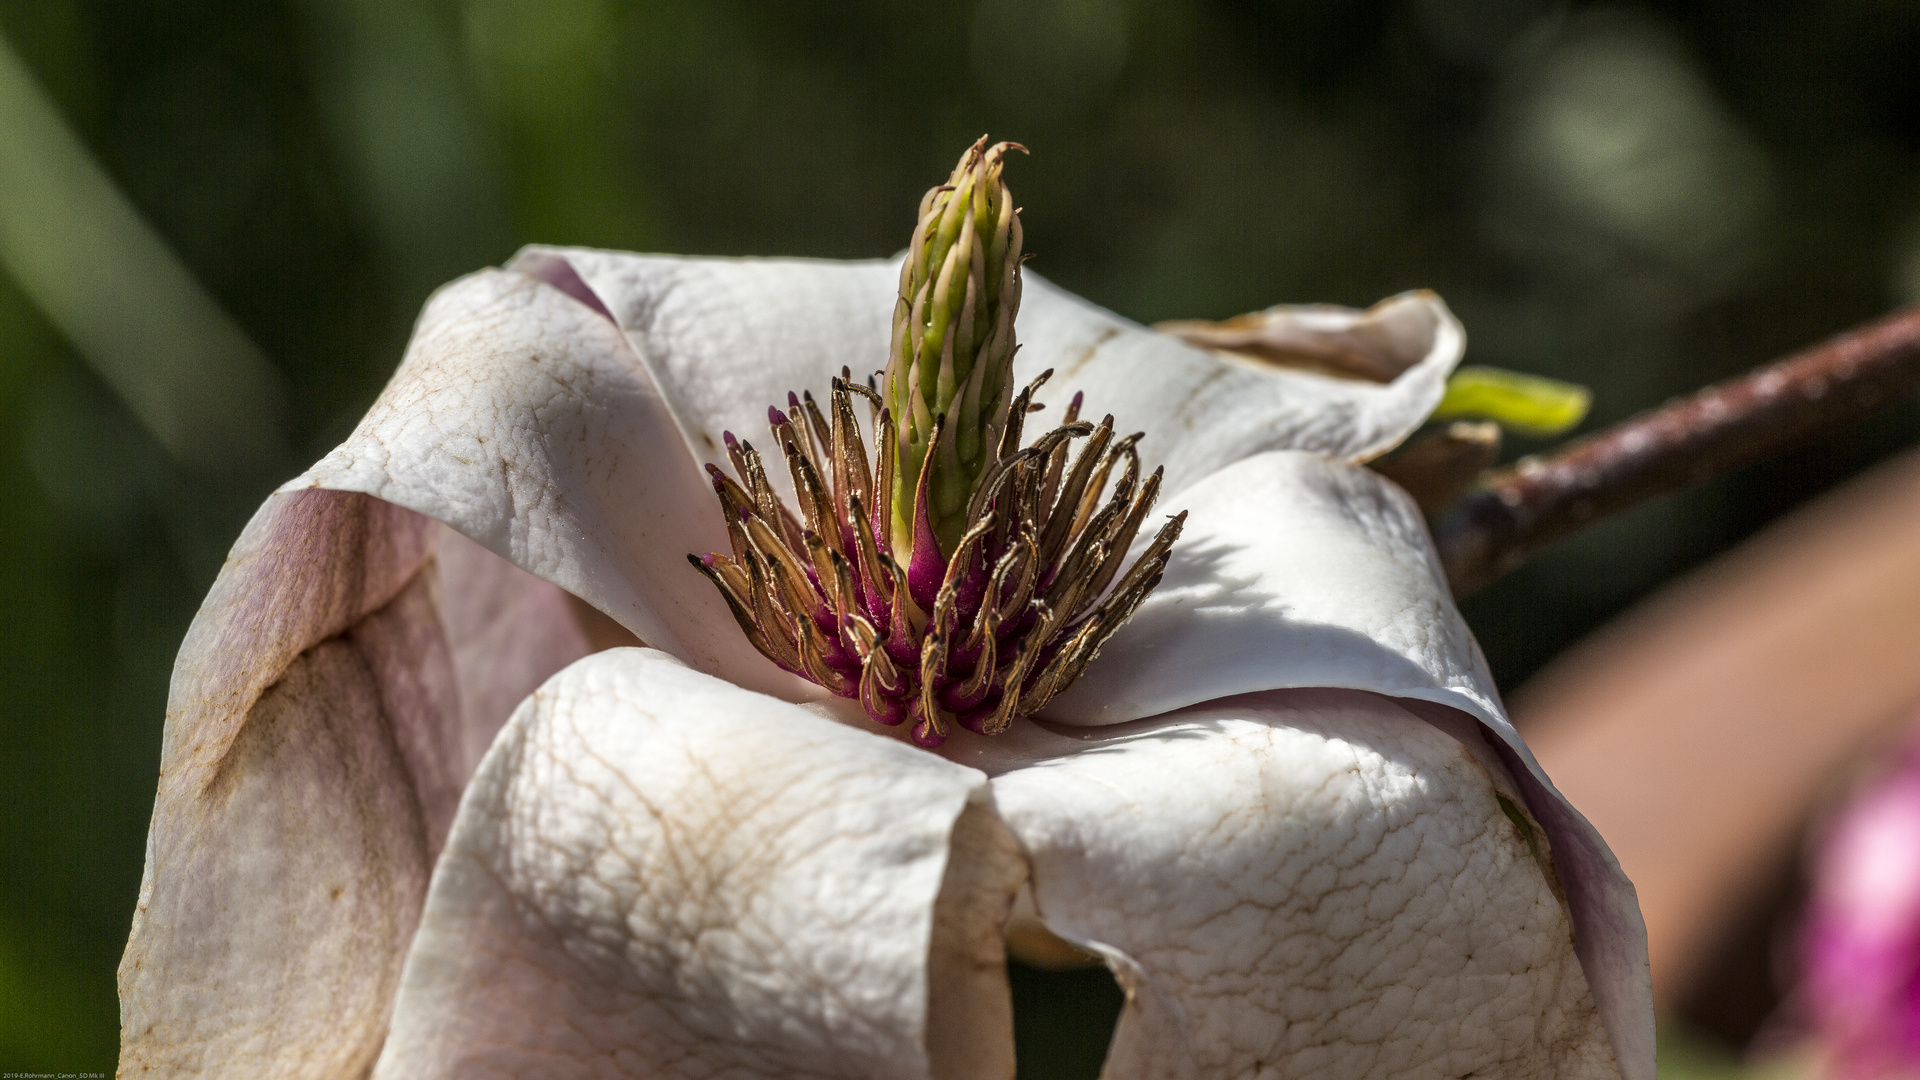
375, 648, 1023, 1080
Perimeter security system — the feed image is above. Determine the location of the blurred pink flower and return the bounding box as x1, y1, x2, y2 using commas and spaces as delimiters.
1807, 732, 1920, 1079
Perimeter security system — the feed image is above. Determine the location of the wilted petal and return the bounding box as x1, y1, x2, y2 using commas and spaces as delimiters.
375, 648, 1025, 1080
118, 489, 594, 1078
295, 267, 813, 698
523, 248, 1461, 500
990, 689, 1619, 1080
1017, 286, 1463, 489
1043, 451, 1653, 1080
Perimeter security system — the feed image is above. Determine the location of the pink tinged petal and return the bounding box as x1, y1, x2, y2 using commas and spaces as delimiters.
117, 489, 594, 1078
437, 526, 610, 767
293, 266, 814, 700
373, 648, 1025, 1080
514, 249, 617, 323
1040, 451, 1654, 1080
989, 689, 1621, 1080
524, 248, 1462, 503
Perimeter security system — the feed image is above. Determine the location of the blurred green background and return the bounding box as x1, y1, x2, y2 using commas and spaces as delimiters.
0, 0, 1916, 1073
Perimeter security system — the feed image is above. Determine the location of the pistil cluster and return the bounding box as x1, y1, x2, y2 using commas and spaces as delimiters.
690, 139, 1184, 747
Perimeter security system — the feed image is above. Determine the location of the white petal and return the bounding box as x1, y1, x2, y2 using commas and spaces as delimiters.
375, 648, 1024, 1080
523, 248, 1461, 499
1041, 451, 1653, 1080
118, 490, 593, 1078
294, 266, 814, 699
991, 689, 1620, 1080
522, 247, 899, 482
1046, 451, 1498, 726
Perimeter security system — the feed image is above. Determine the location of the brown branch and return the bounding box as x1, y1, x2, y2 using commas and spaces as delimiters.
1434, 303, 1920, 598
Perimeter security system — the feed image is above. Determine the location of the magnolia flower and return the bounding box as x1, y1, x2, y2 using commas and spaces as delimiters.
683, 142, 1188, 748
117, 170, 1652, 1078
1805, 731, 1920, 1080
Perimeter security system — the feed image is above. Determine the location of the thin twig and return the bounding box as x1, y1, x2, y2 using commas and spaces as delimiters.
1434, 303, 1920, 598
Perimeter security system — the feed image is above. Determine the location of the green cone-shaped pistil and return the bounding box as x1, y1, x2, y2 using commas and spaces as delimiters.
885, 137, 1025, 558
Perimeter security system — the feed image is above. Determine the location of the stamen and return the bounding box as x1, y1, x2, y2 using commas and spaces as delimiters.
743, 552, 802, 672
1082, 464, 1161, 603
800, 391, 836, 488
1037, 391, 1082, 510
945, 602, 999, 713
995, 368, 1051, 465
688, 555, 772, 661
846, 493, 895, 623
802, 532, 842, 616
1038, 415, 1114, 569
846, 376, 886, 431
705, 462, 755, 521
830, 380, 872, 528
915, 627, 950, 746
992, 531, 1039, 627
744, 516, 818, 623
796, 614, 849, 696
872, 408, 897, 561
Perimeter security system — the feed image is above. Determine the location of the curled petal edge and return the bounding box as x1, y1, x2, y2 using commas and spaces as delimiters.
373, 648, 1026, 1080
